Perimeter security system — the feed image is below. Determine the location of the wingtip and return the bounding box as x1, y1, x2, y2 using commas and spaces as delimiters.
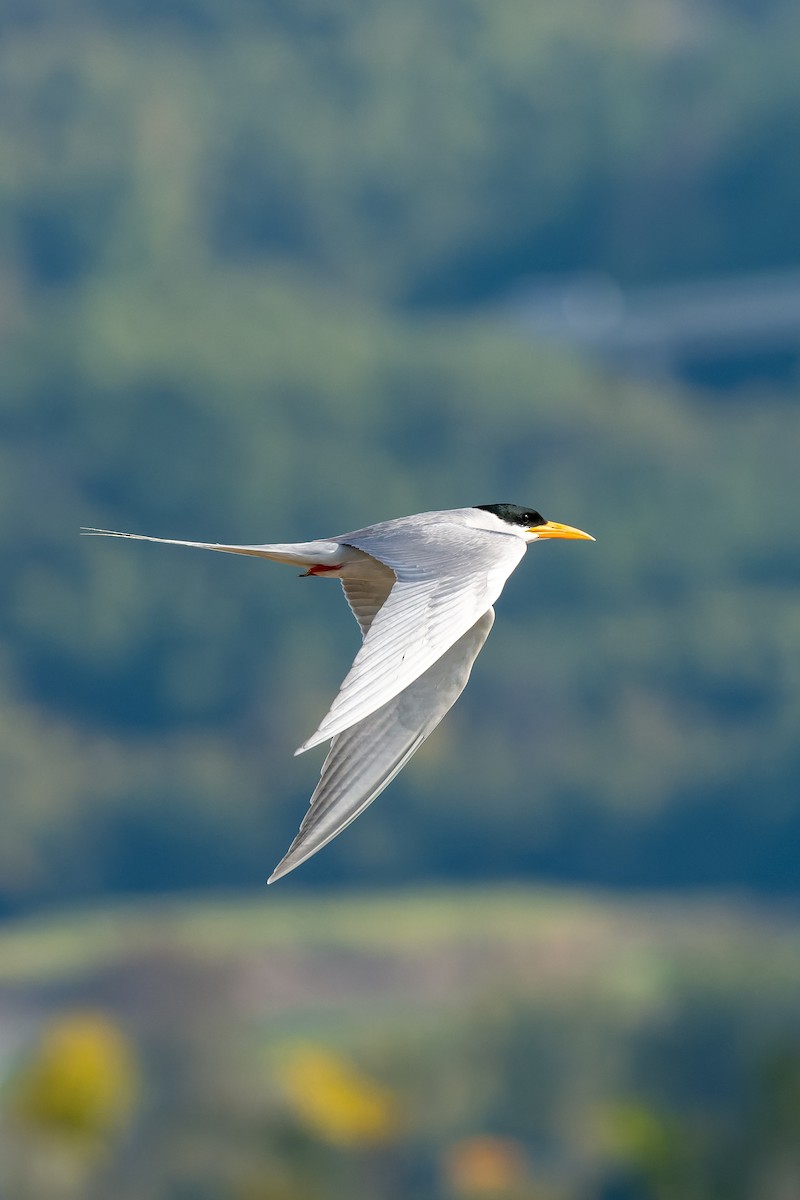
267, 859, 293, 884
294, 732, 327, 756
268, 835, 320, 883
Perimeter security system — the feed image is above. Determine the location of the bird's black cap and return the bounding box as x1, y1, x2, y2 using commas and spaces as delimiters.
476, 503, 547, 528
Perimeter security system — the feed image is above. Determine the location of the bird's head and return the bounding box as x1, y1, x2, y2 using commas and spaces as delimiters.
475, 503, 595, 544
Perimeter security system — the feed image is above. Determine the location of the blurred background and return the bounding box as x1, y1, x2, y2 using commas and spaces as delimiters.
2, 0, 800, 1195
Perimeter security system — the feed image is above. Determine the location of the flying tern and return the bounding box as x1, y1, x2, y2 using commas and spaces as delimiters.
83, 504, 594, 882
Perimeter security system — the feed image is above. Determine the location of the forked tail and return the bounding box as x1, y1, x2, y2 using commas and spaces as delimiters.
80, 528, 340, 568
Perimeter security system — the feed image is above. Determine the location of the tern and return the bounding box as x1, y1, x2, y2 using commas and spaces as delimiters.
83, 504, 593, 882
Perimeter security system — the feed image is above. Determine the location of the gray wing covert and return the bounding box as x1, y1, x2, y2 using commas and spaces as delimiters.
339, 556, 397, 638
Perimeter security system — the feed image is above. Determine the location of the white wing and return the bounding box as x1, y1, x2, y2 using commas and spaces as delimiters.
297, 515, 525, 751
269, 608, 494, 883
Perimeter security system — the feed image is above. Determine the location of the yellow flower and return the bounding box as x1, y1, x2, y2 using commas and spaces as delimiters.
275, 1041, 399, 1147
8, 1010, 139, 1141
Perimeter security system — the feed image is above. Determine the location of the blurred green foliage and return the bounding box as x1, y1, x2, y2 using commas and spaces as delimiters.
1, 0, 800, 904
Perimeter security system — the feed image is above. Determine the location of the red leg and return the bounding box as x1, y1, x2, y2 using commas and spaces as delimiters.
302, 563, 343, 576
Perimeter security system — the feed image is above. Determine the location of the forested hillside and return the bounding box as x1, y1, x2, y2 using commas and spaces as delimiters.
2, 0, 800, 907
6, 0, 800, 303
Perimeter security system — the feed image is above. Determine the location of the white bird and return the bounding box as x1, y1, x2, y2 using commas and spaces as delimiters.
82, 504, 593, 882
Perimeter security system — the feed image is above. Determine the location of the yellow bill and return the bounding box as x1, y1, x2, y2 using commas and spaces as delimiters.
529, 520, 595, 541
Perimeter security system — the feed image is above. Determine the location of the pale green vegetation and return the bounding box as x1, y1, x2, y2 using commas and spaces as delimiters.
1, 889, 800, 1198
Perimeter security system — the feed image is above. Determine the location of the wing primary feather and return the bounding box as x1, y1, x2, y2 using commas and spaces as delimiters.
269, 608, 494, 883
